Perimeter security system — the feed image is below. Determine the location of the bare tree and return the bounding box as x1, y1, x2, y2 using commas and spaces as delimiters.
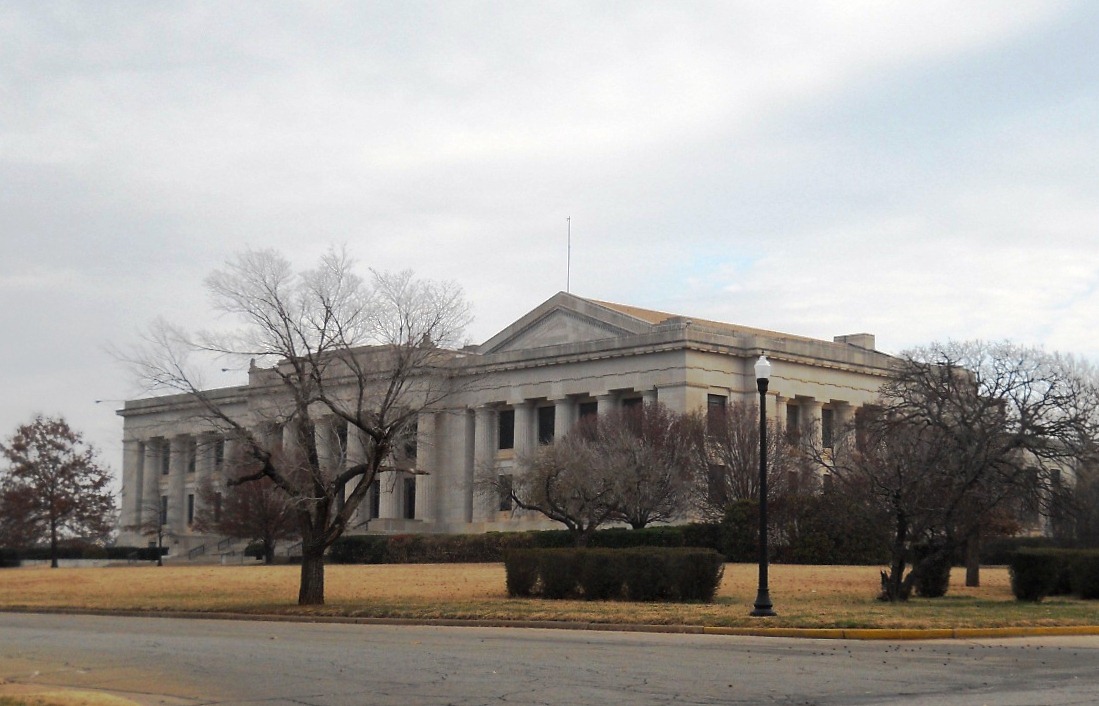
687, 401, 804, 524
485, 429, 617, 546
598, 403, 695, 529
128, 248, 471, 604
193, 468, 298, 565
0, 416, 116, 567
818, 341, 1099, 601
126, 496, 170, 566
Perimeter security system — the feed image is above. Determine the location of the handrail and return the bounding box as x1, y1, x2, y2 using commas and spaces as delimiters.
187, 544, 206, 560
217, 537, 233, 552
285, 541, 302, 556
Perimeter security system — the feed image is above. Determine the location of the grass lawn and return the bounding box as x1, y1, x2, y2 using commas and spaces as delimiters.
0, 562, 1097, 630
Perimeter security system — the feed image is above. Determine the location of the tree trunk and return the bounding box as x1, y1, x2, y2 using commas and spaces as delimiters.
50, 520, 59, 569
965, 531, 981, 587
299, 546, 326, 605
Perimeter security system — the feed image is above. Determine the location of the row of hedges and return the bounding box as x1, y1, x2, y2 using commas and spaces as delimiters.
0, 545, 165, 564
504, 548, 725, 602
328, 525, 727, 565
1008, 548, 1099, 601
327, 511, 890, 566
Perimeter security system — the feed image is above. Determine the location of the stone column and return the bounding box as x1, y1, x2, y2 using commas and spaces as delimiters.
553, 398, 573, 439
346, 426, 369, 526
142, 440, 162, 530
773, 395, 788, 430
641, 389, 657, 406
167, 436, 188, 535
803, 399, 824, 447
120, 439, 144, 531
596, 393, 616, 417
414, 412, 436, 522
471, 406, 495, 522
513, 401, 535, 459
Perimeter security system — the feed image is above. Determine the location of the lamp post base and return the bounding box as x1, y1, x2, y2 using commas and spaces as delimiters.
751, 590, 776, 617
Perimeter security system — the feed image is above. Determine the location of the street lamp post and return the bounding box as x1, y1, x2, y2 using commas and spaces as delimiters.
751, 353, 776, 617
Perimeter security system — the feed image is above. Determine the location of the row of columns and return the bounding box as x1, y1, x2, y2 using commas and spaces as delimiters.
120, 432, 230, 536
122, 413, 441, 541
772, 395, 855, 447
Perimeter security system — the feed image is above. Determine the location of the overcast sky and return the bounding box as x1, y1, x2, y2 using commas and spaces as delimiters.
2, 1, 1097, 477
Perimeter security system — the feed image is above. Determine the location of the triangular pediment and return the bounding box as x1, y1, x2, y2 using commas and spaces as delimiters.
480, 292, 657, 355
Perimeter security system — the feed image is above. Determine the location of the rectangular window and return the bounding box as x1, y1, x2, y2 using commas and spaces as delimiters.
159, 441, 170, 475
186, 439, 196, 474
786, 405, 800, 439
622, 397, 643, 410
213, 438, 225, 472
498, 474, 514, 512
403, 477, 416, 520
186, 494, 195, 525
821, 408, 835, 449
578, 401, 598, 419
537, 406, 555, 445
336, 422, 349, 456
368, 479, 381, 519
214, 492, 222, 523
497, 409, 515, 450
403, 420, 417, 461
160, 495, 169, 525
707, 394, 727, 433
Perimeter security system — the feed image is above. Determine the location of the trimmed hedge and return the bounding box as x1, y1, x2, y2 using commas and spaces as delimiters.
1009, 549, 1066, 601
502, 547, 725, 603
1068, 551, 1099, 600
1009, 548, 1099, 601
0, 545, 164, 563
328, 525, 725, 565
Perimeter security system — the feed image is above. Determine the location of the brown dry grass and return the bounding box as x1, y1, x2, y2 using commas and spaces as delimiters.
1, 563, 1097, 629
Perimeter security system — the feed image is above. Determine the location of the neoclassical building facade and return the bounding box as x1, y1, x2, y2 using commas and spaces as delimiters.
115, 292, 898, 554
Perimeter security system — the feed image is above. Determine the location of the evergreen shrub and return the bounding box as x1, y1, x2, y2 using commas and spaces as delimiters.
1068, 550, 1099, 599
1009, 549, 1063, 601
503, 549, 540, 597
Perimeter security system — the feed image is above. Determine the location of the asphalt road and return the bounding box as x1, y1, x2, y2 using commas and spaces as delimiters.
2, 612, 1098, 705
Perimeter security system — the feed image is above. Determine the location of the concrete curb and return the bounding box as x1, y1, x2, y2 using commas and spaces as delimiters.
7, 607, 1099, 640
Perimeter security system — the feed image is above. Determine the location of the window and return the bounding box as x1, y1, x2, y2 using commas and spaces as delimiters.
186, 494, 195, 525
402, 420, 417, 461
497, 409, 515, 450
403, 477, 416, 519
498, 474, 514, 512
213, 438, 225, 472
786, 405, 800, 439
707, 394, 727, 433
821, 408, 834, 449
159, 495, 169, 525
186, 438, 196, 474
622, 397, 643, 411
537, 406, 555, 445
214, 492, 222, 523
579, 401, 598, 419
159, 441, 170, 475
368, 479, 381, 520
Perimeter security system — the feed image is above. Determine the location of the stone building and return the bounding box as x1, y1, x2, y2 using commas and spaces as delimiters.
114, 292, 897, 554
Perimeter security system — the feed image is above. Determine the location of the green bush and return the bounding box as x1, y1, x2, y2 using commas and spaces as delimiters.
503, 550, 540, 597
621, 549, 674, 601
578, 550, 625, 600
720, 500, 758, 563
538, 550, 581, 599
1009, 549, 1063, 601
668, 549, 726, 601
912, 544, 952, 598
981, 536, 1064, 566
1068, 550, 1099, 599
328, 535, 390, 564
500, 547, 725, 603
